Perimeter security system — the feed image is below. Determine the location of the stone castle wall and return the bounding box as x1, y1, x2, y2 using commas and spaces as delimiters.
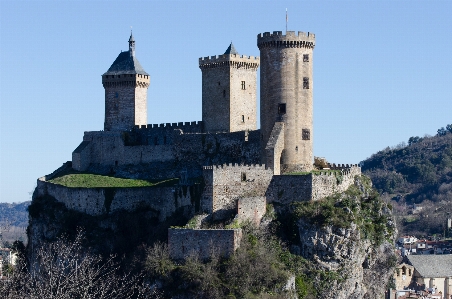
237, 197, 266, 226
73, 128, 261, 180
201, 164, 273, 220
35, 177, 201, 222
266, 165, 361, 204
168, 228, 242, 260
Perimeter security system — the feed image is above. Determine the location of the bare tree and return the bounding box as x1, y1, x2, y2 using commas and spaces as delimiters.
0, 231, 162, 299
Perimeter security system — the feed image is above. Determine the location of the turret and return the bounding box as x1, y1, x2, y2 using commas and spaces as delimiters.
257, 31, 315, 173
199, 43, 260, 133
102, 33, 150, 131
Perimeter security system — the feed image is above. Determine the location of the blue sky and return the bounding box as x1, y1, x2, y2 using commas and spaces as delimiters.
1, 0, 451, 203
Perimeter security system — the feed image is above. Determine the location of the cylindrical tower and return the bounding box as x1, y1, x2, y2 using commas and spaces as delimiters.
258, 31, 315, 173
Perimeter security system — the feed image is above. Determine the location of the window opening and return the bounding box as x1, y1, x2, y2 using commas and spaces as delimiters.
278, 103, 286, 114
241, 172, 247, 182
302, 129, 310, 140
241, 115, 245, 122
303, 54, 309, 62
303, 77, 309, 89
223, 90, 226, 98
241, 81, 246, 90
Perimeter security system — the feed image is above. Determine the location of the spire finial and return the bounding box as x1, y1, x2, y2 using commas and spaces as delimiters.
128, 28, 135, 57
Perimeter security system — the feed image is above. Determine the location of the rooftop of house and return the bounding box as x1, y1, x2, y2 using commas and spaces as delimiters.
408, 254, 452, 277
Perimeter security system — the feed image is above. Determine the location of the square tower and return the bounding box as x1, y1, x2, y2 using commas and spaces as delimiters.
199, 44, 260, 133
102, 33, 150, 131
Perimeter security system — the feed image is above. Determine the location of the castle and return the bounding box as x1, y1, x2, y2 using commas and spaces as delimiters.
36, 30, 361, 259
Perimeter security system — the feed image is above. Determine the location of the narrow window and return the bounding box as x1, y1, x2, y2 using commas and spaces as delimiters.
163, 136, 167, 144
302, 129, 310, 140
154, 137, 158, 145
115, 161, 118, 166
241, 81, 246, 90
241, 115, 245, 122
278, 103, 286, 114
241, 172, 246, 182
223, 90, 226, 98
218, 81, 221, 86
303, 77, 309, 89
115, 92, 118, 98
303, 54, 309, 62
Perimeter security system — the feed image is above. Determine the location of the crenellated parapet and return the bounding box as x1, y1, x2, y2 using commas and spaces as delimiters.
203, 163, 267, 171
133, 120, 204, 133
102, 73, 150, 88
257, 31, 315, 49
199, 54, 260, 70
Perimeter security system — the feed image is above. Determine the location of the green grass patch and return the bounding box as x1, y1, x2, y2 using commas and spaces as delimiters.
49, 173, 178, 188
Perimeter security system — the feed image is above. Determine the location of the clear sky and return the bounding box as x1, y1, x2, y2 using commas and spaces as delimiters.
1, 0, 451, 203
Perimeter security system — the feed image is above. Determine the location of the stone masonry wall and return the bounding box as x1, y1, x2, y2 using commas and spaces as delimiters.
266, 165, 361, 204
311, 166, 361, 201
237, 197, 266, 226
201, 164, 273, 220
35, 177, 200, 222
201, 65, 231, 132
168, 228, 242, 260
229, 60, 258, 132
73, 128, 261, 180
265, 122, 284, 175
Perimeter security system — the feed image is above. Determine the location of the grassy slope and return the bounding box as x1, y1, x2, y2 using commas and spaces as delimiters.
49, 174, 178, 188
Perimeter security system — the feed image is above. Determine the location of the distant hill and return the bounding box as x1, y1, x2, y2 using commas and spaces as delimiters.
361, 127, 452, 237
0, 201, 30, 246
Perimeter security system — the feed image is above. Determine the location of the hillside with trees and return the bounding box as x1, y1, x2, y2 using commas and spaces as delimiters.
362, 124, 452, 237
0, 201, 29, 246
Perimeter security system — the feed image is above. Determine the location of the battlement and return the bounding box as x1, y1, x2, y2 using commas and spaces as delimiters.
199, 54, 260, 70
257, 31, 315, 49
102, 73, 150, 88
133, 121, 204, 133
203, 163, 266, 171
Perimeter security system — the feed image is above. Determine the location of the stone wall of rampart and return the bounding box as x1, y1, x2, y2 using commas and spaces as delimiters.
74, 129, 261, 180
266, 166, 361, 204
168, 228, 242, 260
201, 164, 273, 220
35, 177, 200, 222
237, 197, 266, 226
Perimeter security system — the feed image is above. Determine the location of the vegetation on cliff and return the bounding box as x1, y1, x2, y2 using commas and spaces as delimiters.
291, 175, 394, 246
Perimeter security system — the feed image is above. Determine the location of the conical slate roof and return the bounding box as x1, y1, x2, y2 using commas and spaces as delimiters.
224, 43, 238, 55
103, 51, 148, 75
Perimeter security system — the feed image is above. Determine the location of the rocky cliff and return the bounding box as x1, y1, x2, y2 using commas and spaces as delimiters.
291, 175, 397, 299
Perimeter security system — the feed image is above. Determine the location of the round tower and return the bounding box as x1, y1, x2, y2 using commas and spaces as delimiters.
257, 31, 315, 173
